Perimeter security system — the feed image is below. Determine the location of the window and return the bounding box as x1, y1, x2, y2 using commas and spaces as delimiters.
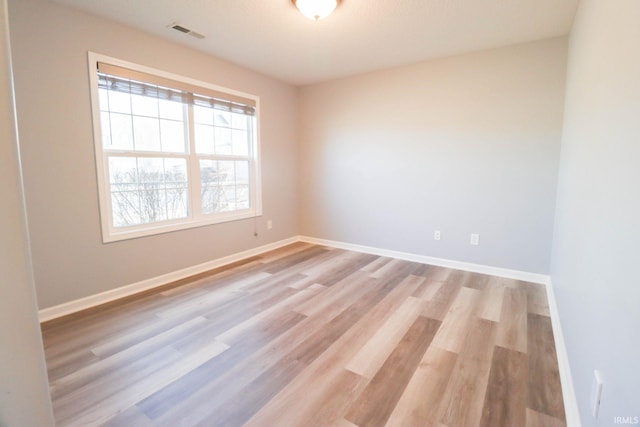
88, 53, 261, 242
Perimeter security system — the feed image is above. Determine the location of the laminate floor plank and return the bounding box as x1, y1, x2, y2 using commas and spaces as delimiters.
157, 257, 266, 297
256, 242, 314, 264
438, 317, 498, 427
215, 284, 324, 346
136, 322, 292, 420
463, 272, 491, 291
477, 282, 505, 322
63, 339, 229, 426
43, 294, 167, 355
310, 252, 380, 286
153, 273, 269, 319
102, 405, 153, 427
300, 249, 364, 277
385, 346, 458, 427
523, 281, 551, 316
86, 309, 227, 360
292, 368, 365, 427
359, 255, 392, 273
421, 275, 463, 321
422, 265, 454, 282
412, 276, 443, 301
528, 312, 566, 420
192, 357, 311, 427
429, 286, 482, 353
53, 346, 183, 424
526, 408, 567, 427
496, 287, 528, 353
262, 246, 329, 274
369, 258, 407, 279
50, 316, 210, 399
46, 349, 101, 383
480, 346, 528, 427
294, 270, 376, 320
345, 293, 424, 379
196, 286, 301, 336
42, 245, 566, 427
333, 418, 359, 427
345, 316, 441, 427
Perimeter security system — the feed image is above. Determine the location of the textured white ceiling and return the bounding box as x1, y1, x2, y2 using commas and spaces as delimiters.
51, 0, 578, 85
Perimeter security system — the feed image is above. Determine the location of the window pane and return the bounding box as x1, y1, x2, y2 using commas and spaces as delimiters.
232, 129, 249, 156
200, 159, 225, 214
166, 188, 188, 220
194, 105, 213, 125
108, 89, 131, 114
215, 110, 231, 127
165, 158, 188, 185
236, 185, 250, 209
98, 88, 109, 111
160, 120, 186, 153
100, 112, 111, 148
133, 116, 161, 151
137, 157, 163, 189
201, 185, 222, 215
108, 113, 134, 150
236, 161, 249, 185
214, 127, 232, 155
218, 161, 235, 185
221, 186, 236, 212
231, 113, 247, 130
109, 157, 139, 227
108, 156, 189, 227
139, 190, 166, 223
111, 191, 141, 227
200, 159, 218, 185
195, 124, 214, 154
131, 94, 158, 118
159, 99, 183, 121
199, 159, 251, 215
109, 156, 137, 184
165, 158, 189, 219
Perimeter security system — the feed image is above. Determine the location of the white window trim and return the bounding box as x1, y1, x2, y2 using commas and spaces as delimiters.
88, 52, 262, 243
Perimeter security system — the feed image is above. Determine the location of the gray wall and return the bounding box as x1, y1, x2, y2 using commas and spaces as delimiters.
551, 0, 640, 424
8, 0, 300, 309
299, 38, 567, 274
0, 0, 54, 424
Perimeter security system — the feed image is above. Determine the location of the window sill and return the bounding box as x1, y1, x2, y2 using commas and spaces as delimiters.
102, 209, 262, 243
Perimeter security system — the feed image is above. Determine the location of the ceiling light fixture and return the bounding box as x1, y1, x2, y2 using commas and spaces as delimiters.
292, 0, 341, 21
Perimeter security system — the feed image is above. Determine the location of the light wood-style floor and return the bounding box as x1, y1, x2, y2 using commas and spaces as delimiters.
42, 243, 566, 427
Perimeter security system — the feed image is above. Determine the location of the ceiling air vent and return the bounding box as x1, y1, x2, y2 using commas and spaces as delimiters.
169, 23, 205, 40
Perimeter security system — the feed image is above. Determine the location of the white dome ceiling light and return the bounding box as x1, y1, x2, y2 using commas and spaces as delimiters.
291, 0, 341, 21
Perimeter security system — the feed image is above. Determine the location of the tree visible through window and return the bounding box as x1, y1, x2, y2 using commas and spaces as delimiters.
90, 54, 261, 242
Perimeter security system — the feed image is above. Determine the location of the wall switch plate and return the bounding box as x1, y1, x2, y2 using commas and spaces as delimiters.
470, 234, 480, 246
591, 370, 603, 418
267, 220, 273, 230
434, 230, 441, 241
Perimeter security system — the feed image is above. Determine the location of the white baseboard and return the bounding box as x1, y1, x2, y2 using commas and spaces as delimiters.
546, 278, 582, 427
299, 235, 549, 285
38, 236, 299, 323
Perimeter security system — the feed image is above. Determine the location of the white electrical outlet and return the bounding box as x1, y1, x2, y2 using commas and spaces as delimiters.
591, 370, 603, 418
267, 220, 273, 230
470, 234, 480, 246
434, 230, 441, 241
